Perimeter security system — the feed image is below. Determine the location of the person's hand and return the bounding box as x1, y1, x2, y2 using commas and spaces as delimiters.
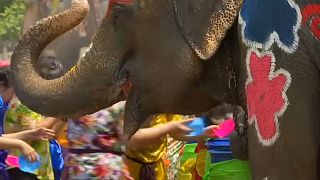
18, 141, 38, 162
203, 125, 220, 138
27, 127, 55, 140
167, 119, 193, 140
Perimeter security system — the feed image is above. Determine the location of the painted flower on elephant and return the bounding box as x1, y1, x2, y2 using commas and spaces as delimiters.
246, 50, 291, 146
302, 4, 320, 40
239, 0, 302, 53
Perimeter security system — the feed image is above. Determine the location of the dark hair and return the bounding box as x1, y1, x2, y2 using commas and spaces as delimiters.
38, 56, 64, 80
0, 66, 10, 87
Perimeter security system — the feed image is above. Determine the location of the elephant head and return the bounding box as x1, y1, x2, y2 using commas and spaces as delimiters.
10, 0, 243, 137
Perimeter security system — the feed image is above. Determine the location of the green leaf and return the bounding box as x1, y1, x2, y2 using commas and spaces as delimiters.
0, 0, 26, 41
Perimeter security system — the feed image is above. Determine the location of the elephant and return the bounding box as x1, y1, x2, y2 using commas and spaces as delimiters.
9, 0, 320, 179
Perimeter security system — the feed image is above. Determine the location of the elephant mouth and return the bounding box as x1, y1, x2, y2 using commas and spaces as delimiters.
113, 50, 134, 93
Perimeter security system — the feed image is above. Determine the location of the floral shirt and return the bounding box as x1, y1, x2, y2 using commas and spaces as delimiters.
4, 97, 54, 180
65, 101, 132, 179
67, 102, 125, 151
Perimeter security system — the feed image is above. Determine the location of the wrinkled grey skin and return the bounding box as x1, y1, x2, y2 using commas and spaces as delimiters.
10, 0, 320, 179
10, 0, 241, 135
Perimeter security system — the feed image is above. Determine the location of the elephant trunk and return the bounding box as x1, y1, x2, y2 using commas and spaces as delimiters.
10, 0, 124, 118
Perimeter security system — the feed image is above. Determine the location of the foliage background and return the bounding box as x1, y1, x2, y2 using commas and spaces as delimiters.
0, 0, 26, 42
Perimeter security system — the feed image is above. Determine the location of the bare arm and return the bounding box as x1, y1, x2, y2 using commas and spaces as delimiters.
36, 117, 58, 129
3, 128, 55, 141
0, 137, 23, 150
3, 130, 34, 140
0, 137, 38, 162
127, 122, 174, 149
36, 117, 67, 134
127, 119, 198, 149
127, 120, 217, 149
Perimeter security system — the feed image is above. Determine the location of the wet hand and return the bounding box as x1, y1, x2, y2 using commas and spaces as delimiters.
203, 125, 220, 138
28, 127, 55, 140
168, 119, 194, 140
19, 141, 38, 162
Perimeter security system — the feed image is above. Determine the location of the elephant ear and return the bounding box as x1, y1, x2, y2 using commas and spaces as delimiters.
174, 0, 243, 60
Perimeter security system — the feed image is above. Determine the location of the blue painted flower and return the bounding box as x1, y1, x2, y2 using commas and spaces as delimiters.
239, 0, 301, 53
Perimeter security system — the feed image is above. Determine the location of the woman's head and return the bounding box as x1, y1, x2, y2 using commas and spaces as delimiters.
0, 63, 14, 103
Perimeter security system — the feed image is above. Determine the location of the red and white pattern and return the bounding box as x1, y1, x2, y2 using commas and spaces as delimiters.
302, 4, 320, 40
245, 49, 291, 146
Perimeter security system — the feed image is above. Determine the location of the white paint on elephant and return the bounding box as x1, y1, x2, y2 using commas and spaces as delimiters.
80, 42, 93, 59
245, 49, 292, 146
238, 0, 302, 54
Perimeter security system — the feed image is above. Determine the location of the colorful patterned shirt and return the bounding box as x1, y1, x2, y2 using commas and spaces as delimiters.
4, 97, 54, 180
65, 101, 132, 179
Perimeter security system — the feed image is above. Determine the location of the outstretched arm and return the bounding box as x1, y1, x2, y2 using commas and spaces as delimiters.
127, 121, 178, 149
36, 117, 67, 134
3, 128, 55, 141
127, 118, 219, 150
0, 137, 23, 150
0, 137, 38, 162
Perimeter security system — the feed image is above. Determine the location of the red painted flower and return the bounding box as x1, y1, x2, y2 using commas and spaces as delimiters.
246, 51, 291, 145
302, 4, 320, 39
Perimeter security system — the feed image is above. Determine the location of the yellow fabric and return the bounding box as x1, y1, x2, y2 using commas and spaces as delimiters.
196, 149, 209, 177
178, 146, 211, 180
125, 114, 184, 180
177, 158, 196, 180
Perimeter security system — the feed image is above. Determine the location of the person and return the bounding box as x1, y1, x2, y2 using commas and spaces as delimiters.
4, 97, 61, 180
125, 114, 193, 180
4, 58, 67, 180
0, 62, 55, 180
64, 102, 132, 179
0, 128, 55, 180
122, 81, 216, 180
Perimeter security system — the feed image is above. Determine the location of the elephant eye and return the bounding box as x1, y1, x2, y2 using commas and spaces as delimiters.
111, 4, 132, 27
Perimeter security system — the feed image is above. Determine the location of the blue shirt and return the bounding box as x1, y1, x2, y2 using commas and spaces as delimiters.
0, 96, 9, 134
0, 96, 9, 171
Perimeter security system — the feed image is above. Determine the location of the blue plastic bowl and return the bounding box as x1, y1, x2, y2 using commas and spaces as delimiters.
187, 117, 205, 137
19, 155, 41, 173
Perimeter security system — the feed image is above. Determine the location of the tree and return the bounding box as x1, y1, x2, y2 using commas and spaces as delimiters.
0, 0, 14, 13
0, 0, 26, 42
